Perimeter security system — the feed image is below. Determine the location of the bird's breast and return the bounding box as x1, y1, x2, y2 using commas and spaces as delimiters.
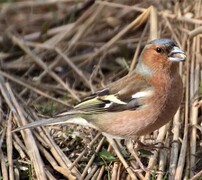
90, 73, 183, 139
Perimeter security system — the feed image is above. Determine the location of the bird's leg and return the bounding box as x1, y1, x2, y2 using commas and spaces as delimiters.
105, 136, 137, 179
126, 139, 149, 172
136, 139, 166, 151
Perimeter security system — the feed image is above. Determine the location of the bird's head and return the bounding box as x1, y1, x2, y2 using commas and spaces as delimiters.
136, 39, 186, 76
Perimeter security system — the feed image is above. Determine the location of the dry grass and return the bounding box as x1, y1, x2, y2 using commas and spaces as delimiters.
0, 0, 202, 179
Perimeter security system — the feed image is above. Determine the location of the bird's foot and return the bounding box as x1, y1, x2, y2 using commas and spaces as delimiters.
137, 139, 168, 151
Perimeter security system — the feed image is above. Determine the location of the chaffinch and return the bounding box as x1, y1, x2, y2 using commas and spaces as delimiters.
14, 39, 186, 139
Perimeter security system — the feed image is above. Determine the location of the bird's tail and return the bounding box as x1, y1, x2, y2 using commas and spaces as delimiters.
12, 111, 96, 132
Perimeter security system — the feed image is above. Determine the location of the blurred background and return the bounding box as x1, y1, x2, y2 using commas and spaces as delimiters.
0, 0, 201, 179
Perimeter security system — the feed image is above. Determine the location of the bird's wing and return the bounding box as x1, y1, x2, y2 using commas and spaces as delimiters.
12, 73, 153, 132
74, 73, 153, 113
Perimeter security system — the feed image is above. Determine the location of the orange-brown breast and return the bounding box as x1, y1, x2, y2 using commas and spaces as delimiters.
90, 71, 183, 139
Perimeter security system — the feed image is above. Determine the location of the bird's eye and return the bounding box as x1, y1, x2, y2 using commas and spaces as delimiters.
156, 47, 163, 53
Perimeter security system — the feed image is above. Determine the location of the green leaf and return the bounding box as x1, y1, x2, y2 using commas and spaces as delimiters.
138, 149, 153, 157
98, 150, 116, 161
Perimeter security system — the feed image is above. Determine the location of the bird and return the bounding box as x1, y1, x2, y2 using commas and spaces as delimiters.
13, 39, 186, 140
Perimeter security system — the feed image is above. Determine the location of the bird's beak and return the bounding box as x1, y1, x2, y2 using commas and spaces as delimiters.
168, 46, 186, 62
